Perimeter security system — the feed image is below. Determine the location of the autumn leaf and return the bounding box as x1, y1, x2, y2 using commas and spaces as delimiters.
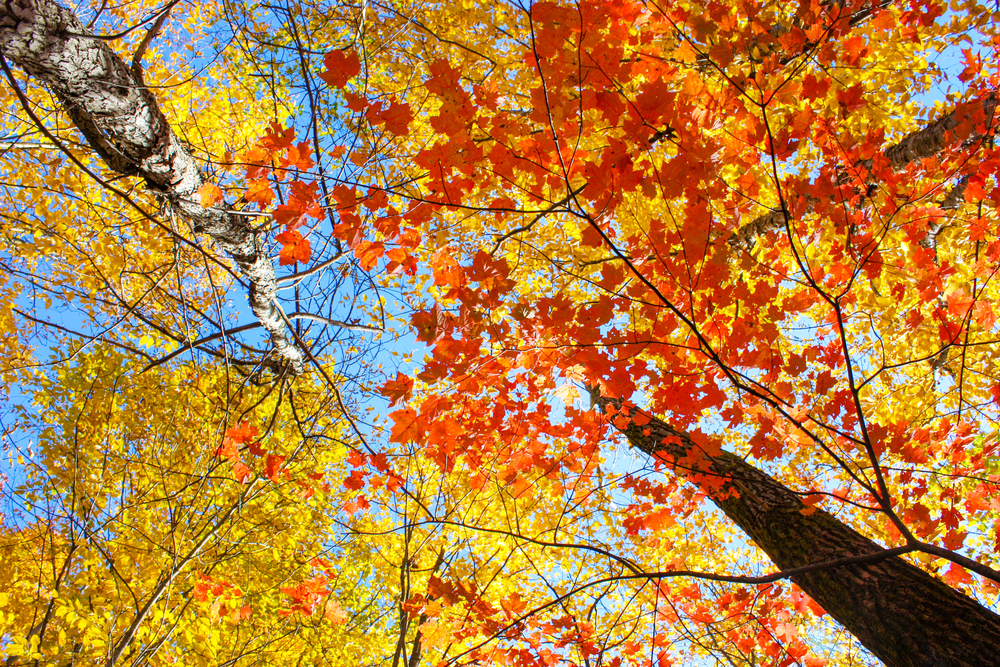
226, 421, 259, 444
320, 49, 361, 88
945, 563, 974, 587
197, 183, 223, 206
389, 408, 424, 443
276, 229, 312, 265
324, 599, 349, 625
245, 178, 275, 207
379, 372, 414, 408
264, 454, 286, 482
214, 438, 240, 463
376, 101, 413, 135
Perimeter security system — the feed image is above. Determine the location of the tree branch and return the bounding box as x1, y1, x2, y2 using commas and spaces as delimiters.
0, 0, 305, 373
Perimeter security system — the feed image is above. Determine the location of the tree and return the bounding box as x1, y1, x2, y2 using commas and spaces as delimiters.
0, 0, 394, 663
325, 0, 1000, 665
3, 0, 1000, 666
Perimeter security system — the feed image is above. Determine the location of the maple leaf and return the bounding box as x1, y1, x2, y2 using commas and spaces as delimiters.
381, 101, 413, 135
247, 439, 267, 457
242, 145, 272, 179
379, 372, 414, 408
836, 85, 865, 116
390, 408, 425, 443
226, 421, 259, 445
324, 599, 349, 625
232, 462, 251, 484
320, 49, 361, 88
259, 122, 295, 152
264, 454, 285, 482
283, 141, 315, 171
354, 240, 385, 270
342, 469, 366, 490
245, 178, 275, 207
197, 183, 223, 206
343, 494, 370, 515
233, 605, 252, 624
431, 248, 464, 287
945, 563, 974, 587
214, 438, 240, 463
276, 229, 312, 265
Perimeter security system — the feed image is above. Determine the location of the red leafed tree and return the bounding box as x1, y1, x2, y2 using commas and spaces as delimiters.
331, 1, 1000, 666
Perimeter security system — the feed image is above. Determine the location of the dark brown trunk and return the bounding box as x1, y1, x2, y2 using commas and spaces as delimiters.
601, 398, 1000, 667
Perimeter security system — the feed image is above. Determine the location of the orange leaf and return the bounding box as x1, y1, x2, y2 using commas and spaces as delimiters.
276, 229, 312, 265
264, 454, 285, 482
379, 372, 414, 408
343, 469, 366, 491
232, 462, 251, 484
225, 421, 259, 445
197, 182, 223, 206
343, 494, 370, 515
245, 178, 275, 207
944, 563, 973, 587
321, 49, 361, 88
390, 408, 425, 443
380, 101, 413, 135
324, 599, 349, 625
284, 141, 315, 171
259, 121, 295, 151
214, 438, 240, 463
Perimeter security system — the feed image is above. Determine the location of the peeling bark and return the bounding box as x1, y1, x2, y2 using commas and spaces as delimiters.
0, 0, 305, 374
596, 395, 1000, 667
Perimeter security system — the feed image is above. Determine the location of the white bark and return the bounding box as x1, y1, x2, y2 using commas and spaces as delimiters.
0, 0, 305, 374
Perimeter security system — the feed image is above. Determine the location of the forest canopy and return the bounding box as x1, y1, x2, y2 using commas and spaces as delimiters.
1, 0, 999, 666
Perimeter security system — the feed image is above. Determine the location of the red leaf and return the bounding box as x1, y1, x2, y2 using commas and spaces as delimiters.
431, 248, 465, 287
232, 462, 251, 484
343, 469, 367, 491
264, 454, 285, 482
247, 439, 267, 457
390, 408, 425, 443
198, 183, 223, 206
381, 101, 413, 135
344, 494, 370, 515
276, 229, 312, 265
321, 49, 361, 88
801, 73, 830, 101
214, 438, 240, 463
245, 178, 275, 207
225, 421, 259, 445
944, 563, 973, 586
354, 240, 385, 270
259, 122, 295, 151
284, 141, 315, 171
836, 85, 865, 116
380, 372, 414, 408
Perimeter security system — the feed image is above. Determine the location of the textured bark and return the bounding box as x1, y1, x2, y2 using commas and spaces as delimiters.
597, 396, 1000, 667
0, 0, 305, 374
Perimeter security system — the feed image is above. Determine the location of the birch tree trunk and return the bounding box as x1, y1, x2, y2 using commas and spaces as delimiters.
598, 396, 1000, 667
0, 0, 305, 374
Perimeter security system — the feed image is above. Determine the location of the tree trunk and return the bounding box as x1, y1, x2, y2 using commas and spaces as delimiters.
599, 397, 1000, 667
0, 0, 305, 373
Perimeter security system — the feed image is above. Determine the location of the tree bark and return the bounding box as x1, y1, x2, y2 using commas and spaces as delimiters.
0, 0, 305, 374
597, 396, 1000, 667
